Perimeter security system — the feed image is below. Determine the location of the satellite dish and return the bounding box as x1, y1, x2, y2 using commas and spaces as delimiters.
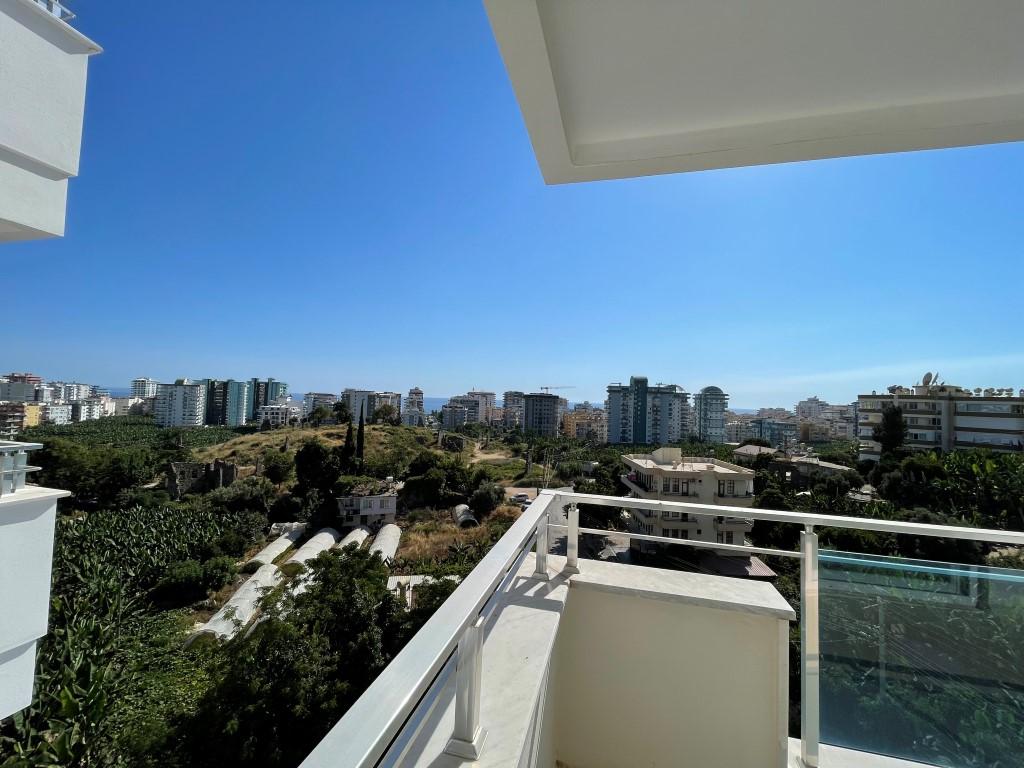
933, 372, 940, 384
922, 372, 933, 386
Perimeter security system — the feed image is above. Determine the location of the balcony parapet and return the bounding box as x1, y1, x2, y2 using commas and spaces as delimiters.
0, 441, 43, 497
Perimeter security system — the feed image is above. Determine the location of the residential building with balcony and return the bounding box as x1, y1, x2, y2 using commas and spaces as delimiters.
606, 376, 690, 444
154, 381, 207, 428
256, 398, 300, 429
3, 373, 42, 387
41, 403, 71, 425
248, 378, 288, 422
0, 381, 36, 402
448, 395, 483, 424
0, 402, 41, 438
523, 392, 560, 437
205, 379, 250, 427
70, 398, 107, 422
466, 390, 496, 423
795, 396, 827, 421
440, 403, 469, 430
111, 396, 148, 417
303, 392, 338, 417
374, 391, 403, 417
561, 401, 607, 442
131, 377, 159, 398
620, 447, 756, 552
405, 387, 424, 412
336, 478, 403, 530
858, 380, 1024, 460
403, 388, 426, 427
341, 388, 375, 423
693, 385, 729, 443
502, 390, 525, 428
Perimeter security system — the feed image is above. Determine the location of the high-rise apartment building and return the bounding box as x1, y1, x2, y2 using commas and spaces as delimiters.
341, 389, 375, 422
248, 378, 288, 422
795, 396, 827, 421
403, 388, 426, 427
374, 392, 402, 415
405, 387, 424, 412
502, 391, 525, 429
131, 377, 159, 398
440, 403, 468, 430
205, 380, 250, 426
4, 373, 42, 387
448, 395, 483, 424
858, 379, 1024, 460
606, 376, 690, 444
693, 385, 729, 443
303, 392, 338, 417
154, 381, 207, 428
466, 391, 496, 423
523, 393, 560, 437
0, 381, 36, 402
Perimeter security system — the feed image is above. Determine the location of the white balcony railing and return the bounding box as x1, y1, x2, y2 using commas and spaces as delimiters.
302, 490, 1024, 768
32, 0, 76, 21
0, 441, 43, 497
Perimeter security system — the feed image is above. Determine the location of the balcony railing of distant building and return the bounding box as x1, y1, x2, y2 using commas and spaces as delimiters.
32, 0, 75, 21
302, 489, 1024, 768
0, 441, 43, 497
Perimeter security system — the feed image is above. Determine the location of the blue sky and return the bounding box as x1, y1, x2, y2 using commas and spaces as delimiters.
6, 2, 1023, 408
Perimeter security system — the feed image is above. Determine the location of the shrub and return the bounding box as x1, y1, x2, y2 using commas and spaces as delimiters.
202, 556, 238, 591
153, 560, 205, 604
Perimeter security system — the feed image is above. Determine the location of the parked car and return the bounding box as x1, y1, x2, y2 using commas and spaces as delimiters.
512, 493, 530, 503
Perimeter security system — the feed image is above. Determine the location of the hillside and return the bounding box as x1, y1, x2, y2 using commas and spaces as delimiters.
194, 424, 437, 467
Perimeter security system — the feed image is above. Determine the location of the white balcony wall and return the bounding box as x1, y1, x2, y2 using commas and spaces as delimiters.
0, 0, 100, 241
376, 555, 793, 768
0, 486, 68, 719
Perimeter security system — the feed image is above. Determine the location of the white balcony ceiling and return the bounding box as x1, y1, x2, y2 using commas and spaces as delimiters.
484, 0, 1024, 183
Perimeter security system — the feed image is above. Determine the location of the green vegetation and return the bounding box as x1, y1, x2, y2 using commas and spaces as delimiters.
23, 415, 250, 451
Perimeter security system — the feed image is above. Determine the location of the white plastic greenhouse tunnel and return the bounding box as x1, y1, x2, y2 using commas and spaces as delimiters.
368, 524, 401, 566
244, 523, 306, 569
334, 526, 370, 551
280, 528, 341, 576
186, 564, 282, 645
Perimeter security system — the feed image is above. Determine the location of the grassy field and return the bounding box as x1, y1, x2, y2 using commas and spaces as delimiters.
194, 423, 436, 467
393, 506, 520, 570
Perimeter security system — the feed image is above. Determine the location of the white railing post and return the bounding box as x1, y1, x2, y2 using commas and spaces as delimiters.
444, 617, 487, 760
801, 526, 820, 767
565, 503, 580, 574
533, 506, 549, 580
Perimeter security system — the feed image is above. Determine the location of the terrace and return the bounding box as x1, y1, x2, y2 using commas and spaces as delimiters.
298, 490, 1024, 768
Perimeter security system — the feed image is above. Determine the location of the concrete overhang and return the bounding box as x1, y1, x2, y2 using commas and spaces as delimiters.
484, 0, 1024, 183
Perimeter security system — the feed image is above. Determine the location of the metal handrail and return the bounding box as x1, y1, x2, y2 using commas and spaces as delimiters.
304, 489, 1024, 768
555, 491, 1024, 546
300, 492, 557, 768
33, 0, 75, 21
0, 441, 44, 497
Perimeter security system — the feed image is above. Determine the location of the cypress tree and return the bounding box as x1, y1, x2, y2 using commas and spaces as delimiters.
356, 404, 365, 462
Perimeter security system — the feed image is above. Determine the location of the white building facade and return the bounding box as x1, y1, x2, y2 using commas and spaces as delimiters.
154, 382, 207, 428
621, 448, 756, 551
858, 381, 1024, 460
606, 376, 690, 444
693, 385, 729, 443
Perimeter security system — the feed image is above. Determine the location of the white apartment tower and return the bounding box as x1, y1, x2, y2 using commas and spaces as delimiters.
154, 381, 207, 428
605, 376, 690, 444
693, 386, 729, 443
131, 377, 159, 398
